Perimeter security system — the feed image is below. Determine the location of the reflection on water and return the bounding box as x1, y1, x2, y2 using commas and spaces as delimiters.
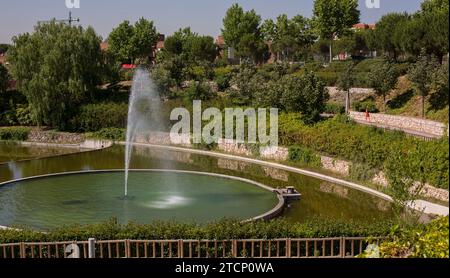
145, 195, 191, 209
0, 144, 395, 225
0, 142, 81, 163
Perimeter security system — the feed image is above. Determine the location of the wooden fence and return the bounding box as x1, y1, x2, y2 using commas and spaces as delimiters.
0, 237, 382, 259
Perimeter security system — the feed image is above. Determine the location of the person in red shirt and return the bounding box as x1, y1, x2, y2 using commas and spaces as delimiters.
365, 109, 370, 122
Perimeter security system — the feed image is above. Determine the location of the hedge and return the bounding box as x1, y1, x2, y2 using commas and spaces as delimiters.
87, 128, 126, 141
0, 218, 396, 243
279, 113, 449, 189
0, 127, 30, 141
75, 103, 128, 132
288, 146, 321, 167
378, 217, 449, 258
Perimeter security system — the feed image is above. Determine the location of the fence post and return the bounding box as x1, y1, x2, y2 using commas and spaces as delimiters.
286, 239, 291, 258
88, 238, 96, 259
340, 237, 345, 258
20, 243, 26, 258
231, 240, 237, 258
125, 240, 130, 258
178, 240, 184, 258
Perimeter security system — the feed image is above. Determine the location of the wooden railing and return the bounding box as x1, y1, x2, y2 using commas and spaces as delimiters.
0, 237, 383, 259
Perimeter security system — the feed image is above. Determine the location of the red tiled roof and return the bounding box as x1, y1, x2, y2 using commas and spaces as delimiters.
352, 23, 376, 30
122, 64, 137, 69
100, 42, 109, 51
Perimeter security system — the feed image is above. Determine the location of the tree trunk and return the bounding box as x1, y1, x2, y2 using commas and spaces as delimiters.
422, 95, 425, 118
329, 43, 333, 64
345, 90, 351, 114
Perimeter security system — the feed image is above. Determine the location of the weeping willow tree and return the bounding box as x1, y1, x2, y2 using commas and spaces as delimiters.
8, 21, 103, 130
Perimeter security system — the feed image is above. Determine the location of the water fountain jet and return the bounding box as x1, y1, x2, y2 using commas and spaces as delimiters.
124, 67, 162, 197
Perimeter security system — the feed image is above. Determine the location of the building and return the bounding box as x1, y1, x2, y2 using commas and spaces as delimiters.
351, 23, 376, 31
151, 34, 165, 62
100, 41, 109, 52
215, 35, 227, 60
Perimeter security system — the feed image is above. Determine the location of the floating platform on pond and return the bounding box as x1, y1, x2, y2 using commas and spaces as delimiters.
275, 186, 301, 201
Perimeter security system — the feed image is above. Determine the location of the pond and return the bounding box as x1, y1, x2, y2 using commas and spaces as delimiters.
0, 144, 394, 230
0, 142, 81, 164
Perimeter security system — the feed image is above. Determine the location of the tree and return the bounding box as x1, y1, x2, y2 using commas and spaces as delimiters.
280, 72, 329, 124
372, 13, 410, 61
312, 0, 360, 63
8, 22, 103, 130
226, 61, 257, 104
428, 62, 449, 110
0, 63, 9, 94
185, 81, 215, 101
222, 4, 267, 63
333, 30, 370, 58
337, 63, 356, 114
368, 60, 398, 110
0, 44, 10, 54
108, 21, 134, 64
187, 35, 217, 63
408, 52, 441, 118
164, 27, 216, 64
131, 18, 159, 64
413, 0, 449, 63
108, 18, 158, 64
261, 15, 316, 62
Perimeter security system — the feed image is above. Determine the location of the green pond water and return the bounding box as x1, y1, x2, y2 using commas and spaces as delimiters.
0, 144, 394, 230
0, 142, 80, 163
0, 171, 278, 230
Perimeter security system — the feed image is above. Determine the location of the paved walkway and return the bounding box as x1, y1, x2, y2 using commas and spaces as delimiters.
352, 119, 441, 140
125, 143, 449, 217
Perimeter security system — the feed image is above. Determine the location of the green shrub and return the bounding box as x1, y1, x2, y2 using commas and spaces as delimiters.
75, 103, 128, 132
88, 128, 126, 141
0, 218, 395, 243
349, 162, 378, 182
0, 127, 30, 141
214, 67, 232, 91
279, 113, 449, 189
324, 102, 345, 114
317, 71, 339, 86
15, 105, 36, 126
380, 217, 449, 258
353, 59, 384, 72
288, 146, 321, 167
352, 100, 379, 112
185, 81, 215, 101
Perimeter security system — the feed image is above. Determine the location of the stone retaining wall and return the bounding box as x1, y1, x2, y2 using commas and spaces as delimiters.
326, 87, 374, 103
349, 111, 448, 137
217, 139, 252, 156
321, 156, 350, 176
28, 129, 85, 144
214, 140, 449, 202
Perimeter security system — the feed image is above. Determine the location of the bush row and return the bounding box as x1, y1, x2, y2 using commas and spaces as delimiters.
0, 126, 30, 141
288, 146, 322, 168
74, 103, 128, 132
0, 218, 397, 243
279, 114, 449, 189
301, 60, 410, 87
378, 217, 449, 258
87, 128, 126, 141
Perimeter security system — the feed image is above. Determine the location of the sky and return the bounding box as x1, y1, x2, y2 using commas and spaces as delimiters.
0, 0, 424, 44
